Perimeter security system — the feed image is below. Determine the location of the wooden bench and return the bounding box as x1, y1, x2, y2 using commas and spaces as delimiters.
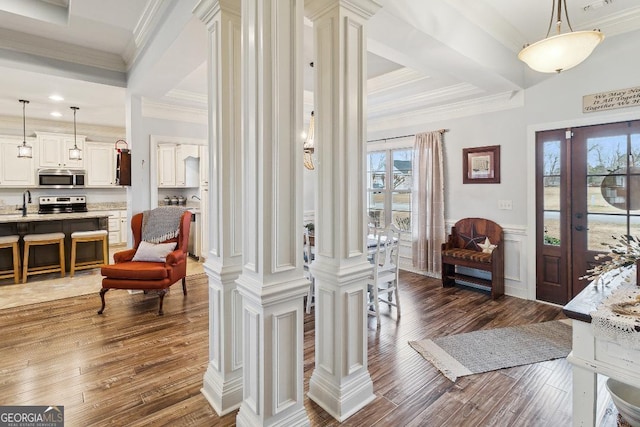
441, 217, 504, 299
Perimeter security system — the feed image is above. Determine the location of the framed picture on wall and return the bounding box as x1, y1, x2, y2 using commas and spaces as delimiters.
462, 145, 500, 184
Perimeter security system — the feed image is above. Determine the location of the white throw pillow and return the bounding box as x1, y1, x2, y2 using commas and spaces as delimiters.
132, 241, 177, 262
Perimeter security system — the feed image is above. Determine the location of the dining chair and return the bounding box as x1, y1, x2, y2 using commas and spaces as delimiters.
367, 224, 401, 327
303, 227, 315, 314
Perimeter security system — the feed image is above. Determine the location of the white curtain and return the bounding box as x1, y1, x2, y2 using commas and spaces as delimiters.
411, 131, 445, 275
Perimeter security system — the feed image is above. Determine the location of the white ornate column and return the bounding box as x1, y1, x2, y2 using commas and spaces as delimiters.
305, 0, 383, 421
194, 0, 244, 416
235, 0, 309, 426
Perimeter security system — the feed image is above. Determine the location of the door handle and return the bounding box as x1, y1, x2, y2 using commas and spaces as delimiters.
575, 225, 588, 231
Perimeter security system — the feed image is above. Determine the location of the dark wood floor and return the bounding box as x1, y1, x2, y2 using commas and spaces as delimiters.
0, 271, 621, 426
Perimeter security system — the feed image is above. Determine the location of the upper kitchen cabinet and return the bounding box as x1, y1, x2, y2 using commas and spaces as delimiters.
37, 132, 85, 169
0, 136, 36, 186
157, 143, 200, 188
85, 142, 117, 186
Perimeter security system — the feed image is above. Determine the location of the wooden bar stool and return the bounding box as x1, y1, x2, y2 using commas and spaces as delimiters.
70, 230, 108, 277
0, 235, 20, 284
22, 232, 65, 283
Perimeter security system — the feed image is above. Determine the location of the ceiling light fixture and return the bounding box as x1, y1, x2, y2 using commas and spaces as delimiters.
518, 0, 605, 73
50, 111, 62, 118
17, 99, 32, 158
303, 111, 315, 170
68, 106, 82, 160
49, 94, 64, 101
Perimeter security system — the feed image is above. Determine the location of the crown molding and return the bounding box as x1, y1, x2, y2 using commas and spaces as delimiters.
0, 115, 125, 141
142, 99, 207, 124
123, 0, 170, 68
580, 6, 640, 37
0, 28, 126, 72
367, 90, 524, 134
368, 82, 483, 118
165, 89, 208, 106
368, 67, 430, 95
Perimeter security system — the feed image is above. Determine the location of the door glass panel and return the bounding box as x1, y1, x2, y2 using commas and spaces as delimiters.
587, 213, 625, 251
630, 215, 640, 237
587, 135, 627, 173
543, 140, 561, 245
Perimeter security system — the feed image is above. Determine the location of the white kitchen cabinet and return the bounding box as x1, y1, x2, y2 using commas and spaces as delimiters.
106, 210, 128, 245
158, 144, 177, 187
86, 142, 116, 186
0, 137, 36, 186
37, 132, 85, 169
157, 144, 200, 188
199, 145, 208, 186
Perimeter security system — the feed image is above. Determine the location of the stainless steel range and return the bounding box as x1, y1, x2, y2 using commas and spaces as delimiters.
38, 196, 88, 214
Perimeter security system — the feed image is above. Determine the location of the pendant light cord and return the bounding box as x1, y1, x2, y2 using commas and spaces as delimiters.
71, 106, 79, 148
20, 99, 29, 144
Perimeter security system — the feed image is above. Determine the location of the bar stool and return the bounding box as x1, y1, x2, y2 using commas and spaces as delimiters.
0, 235, 20, 284
22, 232, 65, 283
70, 230, 108, 277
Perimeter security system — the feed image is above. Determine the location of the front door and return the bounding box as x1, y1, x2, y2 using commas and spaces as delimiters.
536, 120, 640, 304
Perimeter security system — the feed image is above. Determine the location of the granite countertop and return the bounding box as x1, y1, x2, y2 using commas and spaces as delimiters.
0, 211, 111, 223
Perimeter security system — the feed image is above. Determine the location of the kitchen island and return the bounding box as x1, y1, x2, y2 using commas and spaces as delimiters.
0, 212, 109, 274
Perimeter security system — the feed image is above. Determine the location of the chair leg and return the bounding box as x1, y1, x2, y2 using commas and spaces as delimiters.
373, 283, 381, 328
12, 242, 20, 284
102, 236, 108, 265
394, 280, 401, 317
70, 239, 77, 277
158, 289, 167, 315
306, 278, 314, 314
22, 242, 29, 284
182, 277, 187, 295
59, 238, 65, 278
97, 288, 109, 314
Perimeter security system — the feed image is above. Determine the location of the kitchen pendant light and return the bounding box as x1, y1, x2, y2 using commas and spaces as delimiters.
518, 0, 604, 73
17, 99, 32, 158
68, 106, 82, 160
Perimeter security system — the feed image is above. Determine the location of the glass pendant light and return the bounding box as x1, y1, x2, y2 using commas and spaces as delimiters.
518, 0, 604, 73
68, 106, 82, 160
17, 99, 32, 158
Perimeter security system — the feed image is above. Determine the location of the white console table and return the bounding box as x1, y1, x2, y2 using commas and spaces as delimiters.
563, 277, 640, 426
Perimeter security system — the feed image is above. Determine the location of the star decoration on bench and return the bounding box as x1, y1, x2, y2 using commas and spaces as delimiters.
478, 237, 497, 254
460, 224, 487, 251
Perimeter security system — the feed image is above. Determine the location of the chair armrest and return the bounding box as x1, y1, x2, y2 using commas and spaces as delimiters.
166, 249, 186, 266
113, 248, 136, 263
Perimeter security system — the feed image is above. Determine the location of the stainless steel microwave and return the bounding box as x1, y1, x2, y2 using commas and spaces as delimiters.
38, 169, 86, 188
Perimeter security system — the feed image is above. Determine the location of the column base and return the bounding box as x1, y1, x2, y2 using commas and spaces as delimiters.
201, 362, 243, 416
308, 367, 375, 422
236, 401, 310, 427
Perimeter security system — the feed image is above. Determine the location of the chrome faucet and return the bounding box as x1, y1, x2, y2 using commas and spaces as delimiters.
18, 189, 31, 217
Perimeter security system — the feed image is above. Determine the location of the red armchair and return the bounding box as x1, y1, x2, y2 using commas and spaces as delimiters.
99, 210, 191, 315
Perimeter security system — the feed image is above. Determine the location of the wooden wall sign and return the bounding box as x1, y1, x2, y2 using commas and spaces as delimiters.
583, 86, 640, 113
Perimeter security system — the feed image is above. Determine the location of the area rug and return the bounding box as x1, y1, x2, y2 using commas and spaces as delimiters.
409, 319, 572, 382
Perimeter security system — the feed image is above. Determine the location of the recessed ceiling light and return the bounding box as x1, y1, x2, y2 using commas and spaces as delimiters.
49, 94, 64, 101
50, 111, 62, 118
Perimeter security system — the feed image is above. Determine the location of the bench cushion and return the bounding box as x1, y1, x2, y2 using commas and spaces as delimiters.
442, 248, 492, 264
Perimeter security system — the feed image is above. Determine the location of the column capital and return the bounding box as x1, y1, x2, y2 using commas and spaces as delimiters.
194, 0, 240, 28
305, 0, 383, 21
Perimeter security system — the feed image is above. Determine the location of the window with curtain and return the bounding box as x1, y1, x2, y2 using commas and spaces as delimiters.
367, 149, 413, 231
